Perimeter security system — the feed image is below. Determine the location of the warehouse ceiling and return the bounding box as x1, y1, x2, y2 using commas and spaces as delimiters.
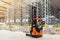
0, 0, 60, 18
50, 0, 60, 10
49, 0, 60, 19
0, 0, 60, 10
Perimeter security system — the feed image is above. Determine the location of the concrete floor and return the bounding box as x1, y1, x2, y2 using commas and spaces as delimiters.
0, 30, 60, 40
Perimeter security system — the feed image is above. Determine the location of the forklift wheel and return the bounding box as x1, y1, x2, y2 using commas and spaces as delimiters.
26, 34, 42, 38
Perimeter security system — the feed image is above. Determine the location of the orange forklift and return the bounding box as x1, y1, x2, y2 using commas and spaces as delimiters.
26, 3, 45, 38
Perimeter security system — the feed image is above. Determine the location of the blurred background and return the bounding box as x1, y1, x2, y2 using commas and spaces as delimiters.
0, 0, 60, 35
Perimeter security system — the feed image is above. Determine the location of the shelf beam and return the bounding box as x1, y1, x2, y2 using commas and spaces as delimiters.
0, 9, 7, 12
0, 6, 7, 9
0, 0, 11, 5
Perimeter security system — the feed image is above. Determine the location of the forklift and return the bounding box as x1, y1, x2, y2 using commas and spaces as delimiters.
26, 4, 45, 38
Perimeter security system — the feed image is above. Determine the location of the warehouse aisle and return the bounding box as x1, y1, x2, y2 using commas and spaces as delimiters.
0, 30, 60, 40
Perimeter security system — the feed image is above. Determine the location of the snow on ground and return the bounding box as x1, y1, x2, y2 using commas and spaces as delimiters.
0, 30, 60, 40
